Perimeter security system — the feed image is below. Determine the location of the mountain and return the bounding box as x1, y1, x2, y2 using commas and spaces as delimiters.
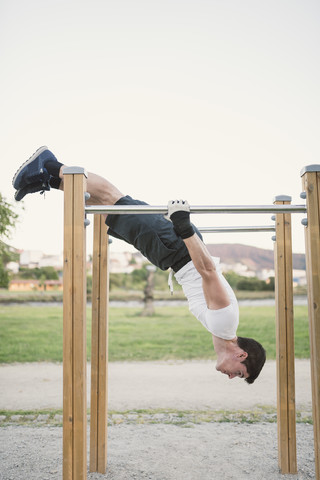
206, 244, 306, 272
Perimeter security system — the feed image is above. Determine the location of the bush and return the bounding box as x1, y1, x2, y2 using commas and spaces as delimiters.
17, 266, 59, 281
109, 265, 170, 292
237, 277, 264, 291
0, 260, 9, 288
224, 271, 274, 292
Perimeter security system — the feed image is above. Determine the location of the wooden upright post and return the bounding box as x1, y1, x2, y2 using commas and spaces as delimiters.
273, 195, 297, 474
301, 165, 320, 480
90, 215, 109, 473
63, 167, 88, 480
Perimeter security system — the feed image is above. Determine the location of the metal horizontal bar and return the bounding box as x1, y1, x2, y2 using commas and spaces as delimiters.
85, 204, 307, 215
198, 225, 276, 233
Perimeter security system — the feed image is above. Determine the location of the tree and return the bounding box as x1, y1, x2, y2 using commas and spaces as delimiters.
0, 194, 18, 244
142, 265, 156, 316
0, 194, 18, 288
18, 266, 59, 280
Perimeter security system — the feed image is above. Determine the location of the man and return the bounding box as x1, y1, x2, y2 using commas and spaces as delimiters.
13, 146, 266, 384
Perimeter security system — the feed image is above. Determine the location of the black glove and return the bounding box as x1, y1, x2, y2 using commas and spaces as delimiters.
167, 199, 194, 239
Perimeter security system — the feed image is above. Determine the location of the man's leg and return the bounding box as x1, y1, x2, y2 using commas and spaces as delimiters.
57, 166, 124, 209
56, 165, 192, 271
12, 147, 193, 271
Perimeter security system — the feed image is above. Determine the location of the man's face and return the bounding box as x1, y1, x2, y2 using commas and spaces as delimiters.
215, 351, 249, 380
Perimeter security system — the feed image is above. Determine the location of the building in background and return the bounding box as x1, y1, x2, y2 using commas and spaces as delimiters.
9, 245, 307, 289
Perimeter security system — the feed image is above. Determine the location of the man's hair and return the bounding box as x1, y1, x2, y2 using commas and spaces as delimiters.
237, 336, 266, 384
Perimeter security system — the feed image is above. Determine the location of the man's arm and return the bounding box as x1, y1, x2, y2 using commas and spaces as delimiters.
183, 233, 230, 310
167, 199, 230, 310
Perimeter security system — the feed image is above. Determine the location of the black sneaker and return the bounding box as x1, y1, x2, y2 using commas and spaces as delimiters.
12, 146, 57, 190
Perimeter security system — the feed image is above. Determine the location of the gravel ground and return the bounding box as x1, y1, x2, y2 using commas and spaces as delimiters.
0, 423, 315, 480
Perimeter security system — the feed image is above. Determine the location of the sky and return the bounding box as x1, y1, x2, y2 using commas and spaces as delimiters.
1, 0, 319, 258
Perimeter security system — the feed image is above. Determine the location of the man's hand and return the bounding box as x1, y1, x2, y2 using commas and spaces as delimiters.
167, 199, 194, 239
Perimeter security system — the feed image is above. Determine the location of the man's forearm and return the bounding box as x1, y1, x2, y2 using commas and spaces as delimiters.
183, 233, 230, 309
183, 234, 216, 277
167, 200, 230, 308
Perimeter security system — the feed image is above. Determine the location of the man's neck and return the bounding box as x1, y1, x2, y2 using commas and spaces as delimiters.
212, 334, 238, 355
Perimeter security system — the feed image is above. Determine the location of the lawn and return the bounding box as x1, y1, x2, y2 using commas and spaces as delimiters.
0, 304, 310, 363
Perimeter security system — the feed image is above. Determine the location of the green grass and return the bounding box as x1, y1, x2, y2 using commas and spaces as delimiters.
0, 304, 310, 363
0, 407, 313, 426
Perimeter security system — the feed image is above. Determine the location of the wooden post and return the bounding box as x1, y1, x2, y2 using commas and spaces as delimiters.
90, 215, 109, 473
273, 195, 297, 474
301, 165, 320, 480
63, 167, 88, 480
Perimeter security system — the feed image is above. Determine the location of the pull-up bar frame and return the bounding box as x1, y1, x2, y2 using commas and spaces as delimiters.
85, 204, 306, 215
62, 166, 320, 479
198, 225, 275, 233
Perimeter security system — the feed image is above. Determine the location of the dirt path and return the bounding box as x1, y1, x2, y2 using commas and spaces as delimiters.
0, 360, 312, 411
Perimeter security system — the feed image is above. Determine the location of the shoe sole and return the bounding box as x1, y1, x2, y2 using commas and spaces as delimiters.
14, 181, 51, 201
12, 146, 49, 188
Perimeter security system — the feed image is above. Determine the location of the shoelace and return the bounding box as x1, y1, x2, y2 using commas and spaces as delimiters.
40, 176, 52, 199
40, 180, 50, 198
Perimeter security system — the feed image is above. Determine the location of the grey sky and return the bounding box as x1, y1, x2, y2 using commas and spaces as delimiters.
1, 0, 319, 255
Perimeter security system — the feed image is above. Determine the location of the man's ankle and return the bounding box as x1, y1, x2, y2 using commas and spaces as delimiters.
44, 159, 64, 178
59, 165, 67, 179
